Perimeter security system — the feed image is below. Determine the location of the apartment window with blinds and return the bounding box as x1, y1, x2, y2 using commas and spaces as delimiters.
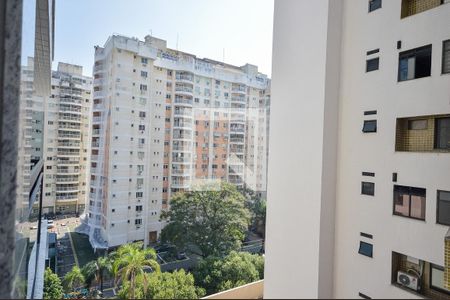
366, 57, 379, 72
443, 40, 450, 74
361, 182, 375, 196
437, 190, 450, 225
398, 45, 432, 81
393, 185, 426, 220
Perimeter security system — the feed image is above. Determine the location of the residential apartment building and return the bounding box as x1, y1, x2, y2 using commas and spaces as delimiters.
265, 0, 450, 299
87, 34, 270, 249
41, 62, 92, 215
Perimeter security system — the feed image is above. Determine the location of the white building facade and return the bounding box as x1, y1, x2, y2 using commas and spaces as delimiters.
87, 35, 270, 249
265, 0, 450, 299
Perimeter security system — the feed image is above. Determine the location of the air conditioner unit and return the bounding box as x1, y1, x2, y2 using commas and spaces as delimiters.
397, 271, 419, 291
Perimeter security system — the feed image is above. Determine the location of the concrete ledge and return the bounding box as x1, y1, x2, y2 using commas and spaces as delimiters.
202, 280, 264, 299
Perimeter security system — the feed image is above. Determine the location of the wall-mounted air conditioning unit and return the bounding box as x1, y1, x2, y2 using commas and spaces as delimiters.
397, 271, 419, 291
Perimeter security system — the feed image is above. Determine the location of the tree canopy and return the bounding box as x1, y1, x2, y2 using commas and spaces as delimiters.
161, 182, 250, 257
43, 268, 64, 299
193, 251, 264, 295
63, 266, 85, 292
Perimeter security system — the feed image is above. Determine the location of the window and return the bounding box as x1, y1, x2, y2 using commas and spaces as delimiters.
358, 241, 373, 258
366, 57, 379, 72
141, 57, 148, 64
408, 119, 428, 130
136, 192, 143, 198
435, 117, 450, 150
139, 111, 146, 118
359, 292, 372, 299
398, 45, 432, 81
443, 40, 450, 74
135, 219, 142, 225
368, 0, 381, 12
393, 185, 426, 220
362, 120, 377, 133
140, 84, 147, 91
430, 264, 450, 294
437, 190, 450, 225
361, 182, 375, 196
136, 205, 143, 212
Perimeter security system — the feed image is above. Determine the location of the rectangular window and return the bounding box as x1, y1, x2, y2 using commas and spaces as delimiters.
366, 57, 379, 72
393, 185, 426, 220
135, 219, 142, 225
437, 190, 450, 225
358, 241, 373, 258
141, 58, 148, 64
398, 45, 432, 81
443, 40, 450, 74
136, 205, 143, 212
368, 0, 381, 12
430, 264, 450, 294
408, 119, 428, 130
141, 71, 148, 78
136, 192, 143, 198
362, 120, 377, 133
361, 182, 375, 196
435, 117, 450, 150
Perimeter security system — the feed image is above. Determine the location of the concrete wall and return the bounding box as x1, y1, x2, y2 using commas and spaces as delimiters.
264, 0, 340, 298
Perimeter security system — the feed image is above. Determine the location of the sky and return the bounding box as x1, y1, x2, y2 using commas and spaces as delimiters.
51, 0, 274, 77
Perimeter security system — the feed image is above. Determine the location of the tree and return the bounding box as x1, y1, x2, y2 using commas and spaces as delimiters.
63, 266, 85, 292
118, 270, 205, 300
82, 256, 112, 292
193, 251, 264, 295
161, 182, 250, 257
112, 242, 160, 299
239, 186, 266, 236
43, 268, 64, 299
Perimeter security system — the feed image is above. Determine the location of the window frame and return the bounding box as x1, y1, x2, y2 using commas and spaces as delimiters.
361, 181, 375, 196
366, 57, 380, 72
437, 190, 450, 226
430, 264, 450, 295
398, 44, 432, 82
442, 40, 450, 74
358, 241, 373, 258
368, 0, 382, 12
362, 120, 377, 133
393, 185, 426, 221
435, 117, 450, 150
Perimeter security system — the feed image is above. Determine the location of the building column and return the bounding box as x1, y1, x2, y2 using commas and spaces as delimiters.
0, 0, 23, 298
264, 0, 342, 298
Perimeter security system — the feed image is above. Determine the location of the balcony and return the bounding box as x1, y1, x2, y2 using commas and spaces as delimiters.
202, 280, 263, 299
401, 0, 448, 18
391, 251, 450, 298
395, 114, 450, 153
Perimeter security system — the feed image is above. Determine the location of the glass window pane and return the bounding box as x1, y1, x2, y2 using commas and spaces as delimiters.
410, 195, 425, 220
436, 118, 450, 149
438, 191, 450, 225
394, 194, 410, 217
358, 241, 373, 257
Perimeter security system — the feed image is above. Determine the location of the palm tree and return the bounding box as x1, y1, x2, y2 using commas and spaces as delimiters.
63, 266, 85, 292
81, 256, 112, 292
112, 242, 160, 299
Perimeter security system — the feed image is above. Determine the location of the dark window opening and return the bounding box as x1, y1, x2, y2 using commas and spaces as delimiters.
437, 190, 450, 226
435, 117, 450, 150
398, 45, 432, 81
443, 40, 450, 74
393, 185, 426, 220
362, 120, 377, 133
366, 57, 379, 72
358, 241, 373, 257
362, 182, 375, 196
368, 0, 382, 12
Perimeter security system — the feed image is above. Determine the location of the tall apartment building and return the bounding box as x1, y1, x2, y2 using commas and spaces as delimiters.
265, 0, 450, 299
87, 35, 270, 249
41, 63, 92, 215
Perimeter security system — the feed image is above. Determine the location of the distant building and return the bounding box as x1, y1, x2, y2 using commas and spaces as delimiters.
86, 34, 270, 249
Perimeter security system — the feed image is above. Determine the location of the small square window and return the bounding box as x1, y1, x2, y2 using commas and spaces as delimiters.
366, 57, 379, 72
361, 182, 375, 196
362, 120, 377, 133
358, 241, 373, 258
368, 0, 381, 12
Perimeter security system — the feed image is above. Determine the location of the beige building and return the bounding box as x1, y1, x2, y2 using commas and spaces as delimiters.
86, 34, 270, 249
40, 63, 92, 215
264, 0, 450, 299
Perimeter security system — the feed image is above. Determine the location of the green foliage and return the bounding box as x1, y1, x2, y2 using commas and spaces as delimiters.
118, 270, 205, 300
161, 182, 250, 257
81, 256, 112, 291
194, 251, 264, 295
239, 187, 267, 234
63, 266, 85, 292
112, 242, 160, 299
43, 268, 64, 299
